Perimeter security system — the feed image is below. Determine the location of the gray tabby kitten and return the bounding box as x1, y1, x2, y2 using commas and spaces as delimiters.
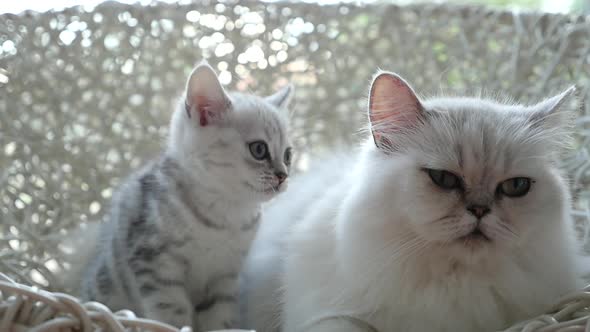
78, 61, 293, 330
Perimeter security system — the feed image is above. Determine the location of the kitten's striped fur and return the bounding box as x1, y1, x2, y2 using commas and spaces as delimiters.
78, 62, 293, 330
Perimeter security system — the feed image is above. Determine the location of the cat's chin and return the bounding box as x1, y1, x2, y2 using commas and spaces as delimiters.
250, 184, 286, 199
459, 228, 491, 244
436, 234, 498, 268
446, 229, 493, 253
243, 181, 286, 198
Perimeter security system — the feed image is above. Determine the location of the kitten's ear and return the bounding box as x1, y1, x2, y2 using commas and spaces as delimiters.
185, 61, 231, 126
265, 84, 293, 109
529, 86, 578, 129
368, 71, 424, 150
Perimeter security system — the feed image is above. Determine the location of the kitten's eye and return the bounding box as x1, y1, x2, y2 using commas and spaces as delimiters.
498, 177, 531, 197
427, 169, 461, 190
249, 141, 269, 160
284, 148, 293, 165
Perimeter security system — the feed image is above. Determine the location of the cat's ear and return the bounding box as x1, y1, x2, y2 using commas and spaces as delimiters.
529, 86, 578, 129
265, 84, 293, 109
185, 61, 231, 126
368, 71, 424, 150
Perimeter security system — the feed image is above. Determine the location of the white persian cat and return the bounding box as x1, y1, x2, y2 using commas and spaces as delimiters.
239, 71, 588, 332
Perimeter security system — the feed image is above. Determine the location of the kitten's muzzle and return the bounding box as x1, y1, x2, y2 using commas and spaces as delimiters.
275, 171, 287, 184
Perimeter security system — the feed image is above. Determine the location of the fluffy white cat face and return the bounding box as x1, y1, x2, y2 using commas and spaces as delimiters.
168, 62, 293, 202
358, 72, 577, 264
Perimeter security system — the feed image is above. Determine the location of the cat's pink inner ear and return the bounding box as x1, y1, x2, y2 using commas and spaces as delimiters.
185, 63, 230, 126
368, 72, 423, 145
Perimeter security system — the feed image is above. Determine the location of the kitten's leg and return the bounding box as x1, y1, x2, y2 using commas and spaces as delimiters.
194, 274, 239, 330
140, 283, 193, 328
130, 251, 193, 328
81, 256, 115, 304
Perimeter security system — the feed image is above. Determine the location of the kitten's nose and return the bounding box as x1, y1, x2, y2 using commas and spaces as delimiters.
275, 171, 287, 184
467, 205, 490, 219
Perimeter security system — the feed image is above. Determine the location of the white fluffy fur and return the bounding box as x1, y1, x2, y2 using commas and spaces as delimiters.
240, 72, 586, 332
70, 61, 294, 330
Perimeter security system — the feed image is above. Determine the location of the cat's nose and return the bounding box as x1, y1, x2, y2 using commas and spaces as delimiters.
466, 205, 490, 219
275, 171, 287, 184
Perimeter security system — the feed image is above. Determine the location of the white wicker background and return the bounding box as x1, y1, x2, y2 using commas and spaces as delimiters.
0, 0, 590, 292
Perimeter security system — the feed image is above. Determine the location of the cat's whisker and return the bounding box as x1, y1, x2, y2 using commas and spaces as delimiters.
430, 219, 474, 240
357, 239, 421, 292
487, 221, 519, 243
355, 234, 421, 284
496, 221, 518, 238
382, 237, 429, 269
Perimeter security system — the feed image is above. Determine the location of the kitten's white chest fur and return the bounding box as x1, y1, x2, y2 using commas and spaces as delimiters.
174, 197, 260, 295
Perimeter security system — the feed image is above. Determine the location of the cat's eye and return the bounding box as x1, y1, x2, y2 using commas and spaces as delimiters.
284, 148, 293, 165
249, 141, 269, 160
427, 169, 462, 190
498, 177, 531, 197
